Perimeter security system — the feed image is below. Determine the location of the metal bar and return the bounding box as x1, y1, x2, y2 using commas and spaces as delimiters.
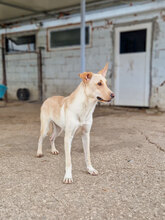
1, 46, 8, 102
80, 0, 86, 72
37, 47, 43, 102
0, 0, 38, 12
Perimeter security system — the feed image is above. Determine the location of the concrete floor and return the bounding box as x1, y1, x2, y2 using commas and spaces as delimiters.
0, 102, 165, 220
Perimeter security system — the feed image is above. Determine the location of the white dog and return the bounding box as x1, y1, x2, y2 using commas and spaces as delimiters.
37, 63, 114, 183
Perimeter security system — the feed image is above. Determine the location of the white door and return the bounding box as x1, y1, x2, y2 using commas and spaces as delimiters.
114, 23, 152, 107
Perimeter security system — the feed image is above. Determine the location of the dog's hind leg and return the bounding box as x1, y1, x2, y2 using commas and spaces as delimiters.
37, 114, 50, 157
50, 122, 62, 155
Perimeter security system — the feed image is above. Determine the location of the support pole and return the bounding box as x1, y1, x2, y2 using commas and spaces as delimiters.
37, 47, 43, 102
80, 0, 86, 72
1, 46, 8, 102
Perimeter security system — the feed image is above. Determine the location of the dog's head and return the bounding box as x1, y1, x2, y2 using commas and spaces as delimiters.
79, 63, 114, 103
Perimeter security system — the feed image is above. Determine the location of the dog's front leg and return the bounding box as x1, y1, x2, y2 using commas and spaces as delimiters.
82, 127, 98, 176
63, 133, 73, 184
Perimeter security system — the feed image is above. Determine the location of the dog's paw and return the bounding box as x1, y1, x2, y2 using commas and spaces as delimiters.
63, 177, 73, 184
51, 150, 59, 155
36, 152, 43, 158
87, 167, 98, 176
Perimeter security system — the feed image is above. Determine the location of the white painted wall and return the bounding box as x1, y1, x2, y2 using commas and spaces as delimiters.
6, 53, 38, 100
150, 13, 165, 109
0, 2, 165, 109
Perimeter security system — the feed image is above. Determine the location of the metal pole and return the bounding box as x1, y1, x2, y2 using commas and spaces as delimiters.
80, 0, 86, 72
1, 46, 8, 102
37, 47, 43, 102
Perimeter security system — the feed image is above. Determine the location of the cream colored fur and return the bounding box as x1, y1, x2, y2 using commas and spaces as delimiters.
37, 63, 114, 183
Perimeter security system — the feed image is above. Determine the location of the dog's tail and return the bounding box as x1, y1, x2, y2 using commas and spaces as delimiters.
40, 104, 50, 137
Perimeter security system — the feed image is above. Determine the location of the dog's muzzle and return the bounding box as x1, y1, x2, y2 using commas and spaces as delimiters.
97, 93, 115, 102
97, 96, 111, 102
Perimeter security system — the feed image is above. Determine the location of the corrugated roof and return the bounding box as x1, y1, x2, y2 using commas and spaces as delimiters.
0, 0, 147, 27
0, 0, 102, 25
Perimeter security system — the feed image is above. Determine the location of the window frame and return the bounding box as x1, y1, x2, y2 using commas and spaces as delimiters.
3, 31, 37, 55
47, 23, 92, 51
120, 29, 147, 54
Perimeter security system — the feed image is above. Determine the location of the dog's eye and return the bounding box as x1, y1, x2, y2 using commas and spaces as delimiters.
97, 82, 102, 86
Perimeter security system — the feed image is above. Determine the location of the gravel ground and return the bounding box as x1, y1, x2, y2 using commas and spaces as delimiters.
0, 102, 165, 220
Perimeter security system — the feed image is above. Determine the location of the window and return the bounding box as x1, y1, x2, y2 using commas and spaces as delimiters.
5, 34, 36, 53
120, 29, 146, 54
49, 26, 90, 49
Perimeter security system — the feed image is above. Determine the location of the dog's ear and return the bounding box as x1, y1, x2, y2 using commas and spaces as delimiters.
79, 72, 93, 83
98, 63, 109, 77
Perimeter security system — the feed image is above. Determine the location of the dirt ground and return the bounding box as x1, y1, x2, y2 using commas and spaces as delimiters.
0, 102, 165, 220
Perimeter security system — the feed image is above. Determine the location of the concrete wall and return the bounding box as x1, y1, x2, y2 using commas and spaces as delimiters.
39, 21, 113, 100
6, 53, 38, 100
0, 38, 38, 100
0, 6, 165, 109
150, 12, 165, 109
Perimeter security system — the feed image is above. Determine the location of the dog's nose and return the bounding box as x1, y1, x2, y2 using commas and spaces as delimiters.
110, 93, 115, 98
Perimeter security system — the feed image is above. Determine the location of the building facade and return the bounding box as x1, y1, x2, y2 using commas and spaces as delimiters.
0, 0, 165, 109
